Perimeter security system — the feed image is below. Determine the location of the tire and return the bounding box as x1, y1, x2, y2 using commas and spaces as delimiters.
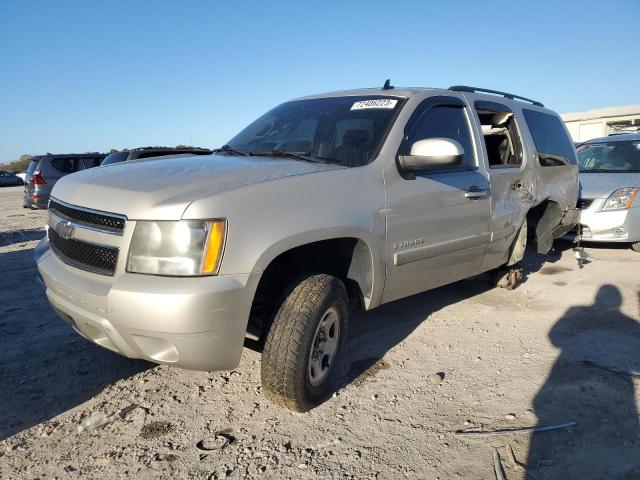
261, 274, 349, 412
631, 242, 640, 253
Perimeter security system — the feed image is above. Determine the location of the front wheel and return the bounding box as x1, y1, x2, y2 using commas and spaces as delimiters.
631, 242, 640, 253
261, 274, 349, 412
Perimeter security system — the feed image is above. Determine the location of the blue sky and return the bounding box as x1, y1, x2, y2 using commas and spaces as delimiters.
1, 0, 638, 164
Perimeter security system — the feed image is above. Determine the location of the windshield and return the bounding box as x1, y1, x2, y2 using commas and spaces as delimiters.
226, 96, 404, 167
101, 151, 129, 166
577, 140, 640, 172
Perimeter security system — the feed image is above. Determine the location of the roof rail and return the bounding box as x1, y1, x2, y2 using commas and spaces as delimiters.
449, 85, 544, 107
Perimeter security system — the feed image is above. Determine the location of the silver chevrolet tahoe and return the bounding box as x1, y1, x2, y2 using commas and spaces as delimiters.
35, 84, 579, 412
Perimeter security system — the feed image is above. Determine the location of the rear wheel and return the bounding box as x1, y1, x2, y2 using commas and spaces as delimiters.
631, 242, 640, 253
261, 274, 349, 412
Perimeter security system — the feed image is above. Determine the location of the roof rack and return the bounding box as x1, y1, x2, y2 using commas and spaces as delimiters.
449, 85, 544, 107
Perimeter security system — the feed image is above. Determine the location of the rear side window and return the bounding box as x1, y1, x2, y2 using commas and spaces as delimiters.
27, 160, 39, 175
523, 109, 576, 166
101, 151, 130, 166
137, 151, 176, 160
51, 158, 81, 173
81, 157, 103, 169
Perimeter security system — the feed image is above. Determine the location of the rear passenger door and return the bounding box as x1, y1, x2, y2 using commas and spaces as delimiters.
382, 96, 491, 303
471, 101, 535, 271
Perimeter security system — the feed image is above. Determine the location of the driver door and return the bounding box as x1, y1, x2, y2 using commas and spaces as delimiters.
382, 96, 491, 303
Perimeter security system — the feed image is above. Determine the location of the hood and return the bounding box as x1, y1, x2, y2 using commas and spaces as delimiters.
52, 154, 344, 220
579, 172, 640, 199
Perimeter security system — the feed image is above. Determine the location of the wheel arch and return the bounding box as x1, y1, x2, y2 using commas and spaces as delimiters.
247, 229, 382, 342
527, 197, 565, 254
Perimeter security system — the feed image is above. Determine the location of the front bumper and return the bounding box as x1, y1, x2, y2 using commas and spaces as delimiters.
35, 238, 260, 371
578, 200, 640, 243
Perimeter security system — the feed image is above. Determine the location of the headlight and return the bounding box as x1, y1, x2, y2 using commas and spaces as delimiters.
601, 187, 640, 211
127, 220, 226, 276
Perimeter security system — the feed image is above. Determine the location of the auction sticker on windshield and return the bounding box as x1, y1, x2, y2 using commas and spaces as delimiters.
351, 99, 398, 110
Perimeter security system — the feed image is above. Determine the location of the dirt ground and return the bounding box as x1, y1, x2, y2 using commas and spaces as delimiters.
1, 185, 639, 480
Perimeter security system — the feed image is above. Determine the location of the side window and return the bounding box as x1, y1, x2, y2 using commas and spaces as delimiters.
81, 158, 102, 169
51, 158, 80, 173
475, 103, 524, 168
523, 109, 577, 166
138, 151, 166, 159
404, 105, 475, 169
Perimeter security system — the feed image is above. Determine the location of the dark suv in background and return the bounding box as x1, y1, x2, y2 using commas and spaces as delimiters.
101, 147, 212, 166
23, 153, 106, 209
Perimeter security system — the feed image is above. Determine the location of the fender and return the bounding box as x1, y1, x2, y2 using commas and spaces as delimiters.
252, 227, 384, 309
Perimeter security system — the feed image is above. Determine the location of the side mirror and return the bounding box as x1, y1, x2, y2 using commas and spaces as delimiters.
398, 138, 465, 173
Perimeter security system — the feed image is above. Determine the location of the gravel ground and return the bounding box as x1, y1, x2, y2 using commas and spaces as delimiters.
1, 185, 639, 479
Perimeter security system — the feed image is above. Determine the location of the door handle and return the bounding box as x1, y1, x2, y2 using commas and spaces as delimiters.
465, 186, 490, 199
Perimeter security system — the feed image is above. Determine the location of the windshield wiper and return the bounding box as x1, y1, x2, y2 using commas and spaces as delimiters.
249, 148, 325, 164
213, 144, 247, 156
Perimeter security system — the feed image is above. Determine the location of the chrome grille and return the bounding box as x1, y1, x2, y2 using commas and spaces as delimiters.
48, 227, 119, 276
49, 199, 126, 234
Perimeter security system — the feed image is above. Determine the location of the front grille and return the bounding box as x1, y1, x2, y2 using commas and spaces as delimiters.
577, 198, 594, 209
48, 227, 119, 276
49, 199, 126, 234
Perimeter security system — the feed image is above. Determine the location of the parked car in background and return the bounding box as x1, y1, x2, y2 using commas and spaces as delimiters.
576, 133, 640, 252
101, 147, 212, 166
15, 171, 28, 183
23, 153, 106, 209
35, 84, 578, 411
0, 171, 24, 186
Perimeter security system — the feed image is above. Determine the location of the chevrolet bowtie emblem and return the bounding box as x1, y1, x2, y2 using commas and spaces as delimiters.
56, 220, 76, 240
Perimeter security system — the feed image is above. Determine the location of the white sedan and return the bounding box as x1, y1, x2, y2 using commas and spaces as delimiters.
577, 132, 640, 252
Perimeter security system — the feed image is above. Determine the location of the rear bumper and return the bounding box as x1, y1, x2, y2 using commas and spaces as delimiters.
35, 238, 260, 371
578, 203, 640, 243
23, 192, 49, 209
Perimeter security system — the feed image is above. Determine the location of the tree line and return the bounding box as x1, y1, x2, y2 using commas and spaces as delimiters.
0, 154, 33, 172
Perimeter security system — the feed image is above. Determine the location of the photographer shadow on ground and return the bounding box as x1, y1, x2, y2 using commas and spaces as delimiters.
527, 285, 640, 479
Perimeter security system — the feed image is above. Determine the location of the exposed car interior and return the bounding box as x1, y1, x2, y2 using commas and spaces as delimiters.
477, 107, 523, 168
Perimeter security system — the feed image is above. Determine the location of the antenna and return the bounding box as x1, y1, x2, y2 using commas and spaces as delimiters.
188, 130, 194, 147
382, 79, 394, 90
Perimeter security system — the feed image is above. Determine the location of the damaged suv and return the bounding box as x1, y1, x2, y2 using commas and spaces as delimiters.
35, 84, 578, 411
